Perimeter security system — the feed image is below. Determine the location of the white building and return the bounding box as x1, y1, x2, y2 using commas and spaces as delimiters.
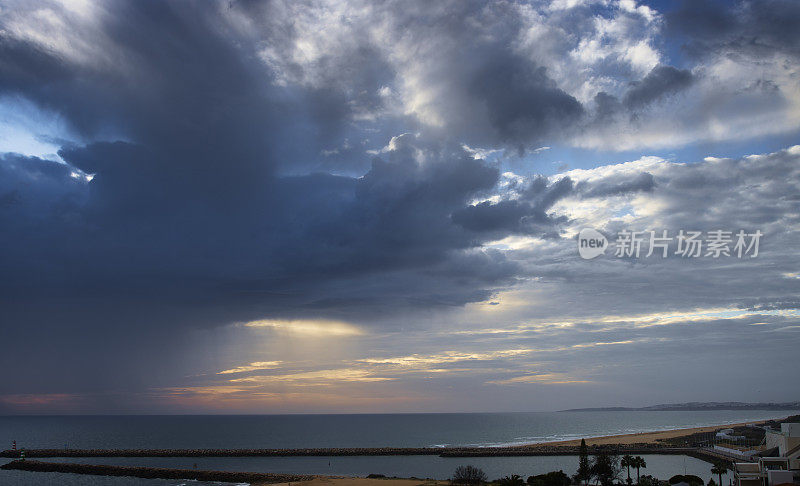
765, 423, 800, 471
734, 423, 800, 486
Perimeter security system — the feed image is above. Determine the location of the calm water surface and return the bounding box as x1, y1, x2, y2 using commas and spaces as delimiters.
1, 410, 793, 449
1, 410, 793, 485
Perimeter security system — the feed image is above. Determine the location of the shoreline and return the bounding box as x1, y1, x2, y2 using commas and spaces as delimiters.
525, 418, 775, 447
0, 416, 786, 459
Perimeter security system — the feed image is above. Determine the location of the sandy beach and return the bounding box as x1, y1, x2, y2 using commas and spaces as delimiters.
531, 419, 773, 447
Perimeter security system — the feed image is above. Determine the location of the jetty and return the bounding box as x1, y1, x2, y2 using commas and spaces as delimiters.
0, 444, 695, 458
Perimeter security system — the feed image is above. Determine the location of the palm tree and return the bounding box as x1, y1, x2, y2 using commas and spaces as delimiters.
632, 456, 647, 484
590, 451, 619, 486
711, 463, 727, 486
621, 455, 634, 485
497, 475, 525, 486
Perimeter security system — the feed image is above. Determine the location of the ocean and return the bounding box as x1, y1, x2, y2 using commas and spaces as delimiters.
0, 410, 795, 485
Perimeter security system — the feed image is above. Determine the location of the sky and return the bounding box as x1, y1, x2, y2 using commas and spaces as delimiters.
1, 0, 799, 414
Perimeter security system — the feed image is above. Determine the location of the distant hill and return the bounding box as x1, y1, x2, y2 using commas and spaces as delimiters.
561, 401, 800, 412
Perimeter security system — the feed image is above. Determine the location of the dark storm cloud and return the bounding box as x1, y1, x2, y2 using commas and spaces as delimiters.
298, 0, 588, 153
623, 65, 694, 109
0, 2, 509, 308
0, 1, 648, 404
465, 53, 584, 150
578, 172, 656, 198
0, 1, 537, 393
668, 0, 800, 58
593, 92, 623, 121
589, 65, 695, 125
451, 169, 661, 236
452, 200, 538, 234
0, 153, 84, 202
0, 1, 370, 177
0, 134, 524, 393
451, 176, 573, 235
0, 138, 512, 309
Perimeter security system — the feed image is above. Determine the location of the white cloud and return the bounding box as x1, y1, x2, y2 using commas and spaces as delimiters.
244, 319, 364, 336
217, 361, 283, 375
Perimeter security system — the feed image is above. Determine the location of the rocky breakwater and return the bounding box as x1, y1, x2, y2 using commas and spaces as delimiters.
439, 444, 693, 457
0, 442, 686, 459
0, 447, 446, 458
